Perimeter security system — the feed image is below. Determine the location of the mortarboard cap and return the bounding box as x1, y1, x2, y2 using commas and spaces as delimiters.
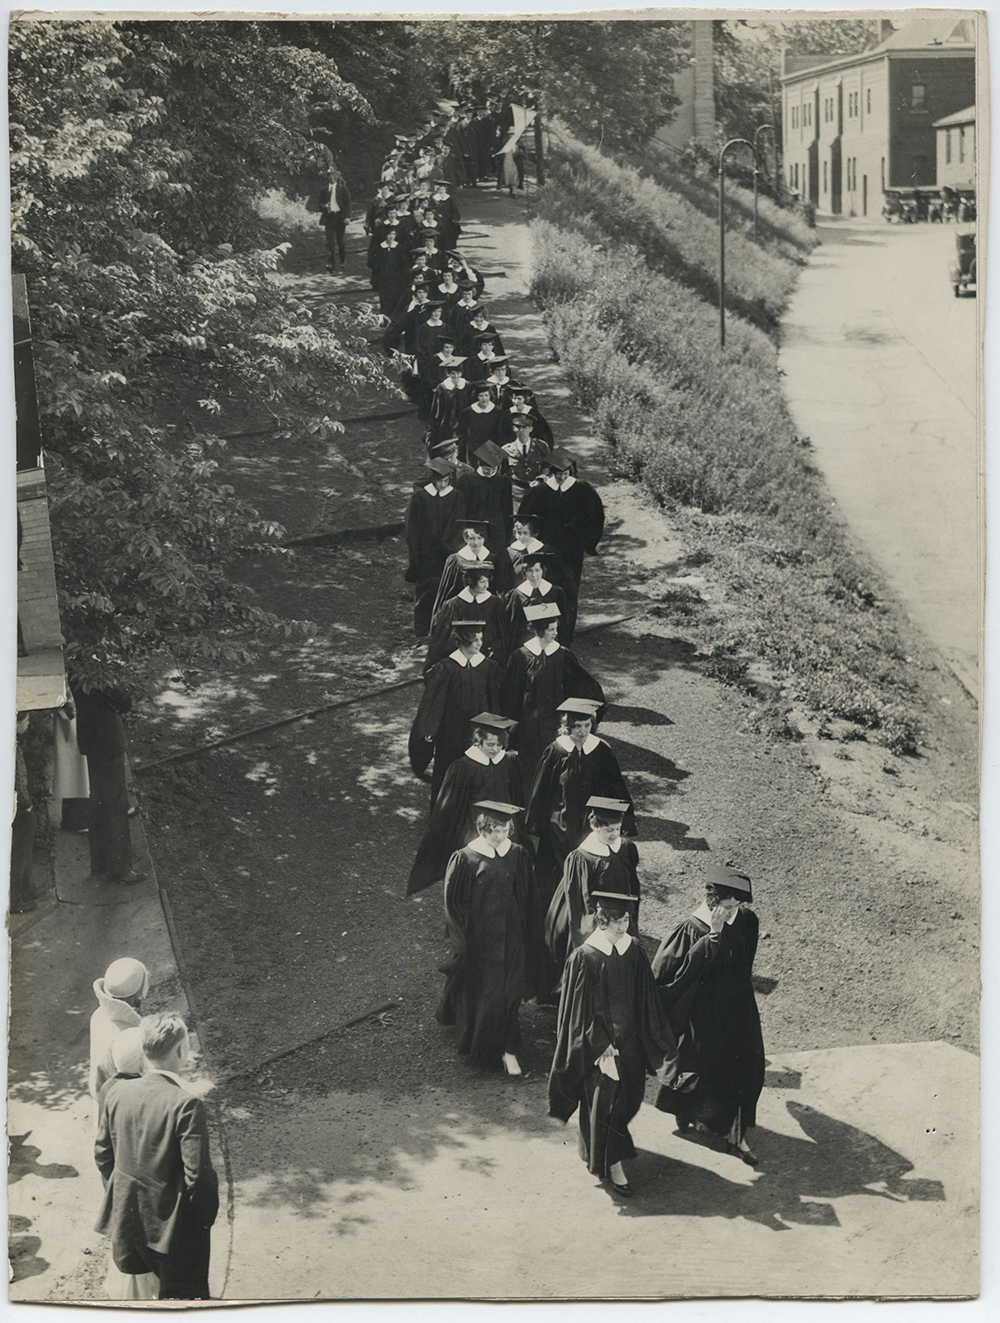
456, 518, 491, 531
706, 862, 753, 899
586, 796, 630, 814
524, 602, 561, 622
453, 618, 486, 629
443, 356, 468, 367
426, 456, 456, 475
557, 697, 602, 715
460, 560, 494, 574
521, 549, 551, 565
447, 249, 465, 260
429, 437, 460, 453
475, 440, 506, 467
591, 890, 637, 902
473, 800, 523, 817
547, 447, 575, 470
470, 713, 517, 731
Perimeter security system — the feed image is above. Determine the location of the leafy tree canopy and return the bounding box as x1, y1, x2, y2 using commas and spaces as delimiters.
9, 19, 391, 696
412, 20, 685, 150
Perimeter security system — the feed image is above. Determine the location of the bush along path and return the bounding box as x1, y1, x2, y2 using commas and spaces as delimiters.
128, 174, 980, 1301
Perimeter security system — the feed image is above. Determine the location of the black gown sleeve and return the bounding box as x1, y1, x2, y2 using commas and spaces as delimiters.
547, 947, 609, 1121
498, 648, 529, 724
406, 760, 475, 895
526, 743, 561, 837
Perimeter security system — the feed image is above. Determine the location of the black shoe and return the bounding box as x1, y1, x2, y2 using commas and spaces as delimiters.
108, 871, 147, 886
610, 1179, 632, 1197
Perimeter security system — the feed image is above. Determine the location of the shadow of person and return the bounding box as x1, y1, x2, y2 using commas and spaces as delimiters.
634, 815, 710, 852
8, 1133, 79, 1185
604, 704, 676, 729
623, 1099, 944, 1229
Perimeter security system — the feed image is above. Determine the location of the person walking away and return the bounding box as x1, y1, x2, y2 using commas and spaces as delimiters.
652, 863, 765, 1167
89, 957, 151, 1101
548, 894, 678, 1196
94, 1012, 219, 1300
74, 682, 145, 885
98, 1029, 158, 1300
10, 711, 37, 914
318, 165, 352, 273
437, 801, 541, 1075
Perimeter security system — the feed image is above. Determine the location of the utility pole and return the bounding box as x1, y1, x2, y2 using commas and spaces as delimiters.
753, 124, 776, 240
719, 137, 758, 347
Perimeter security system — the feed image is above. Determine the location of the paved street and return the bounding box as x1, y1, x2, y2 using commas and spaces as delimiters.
780, 220, 982, 695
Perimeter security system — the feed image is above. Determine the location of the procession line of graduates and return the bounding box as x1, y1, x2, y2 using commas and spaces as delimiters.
376, 118, 765, 1195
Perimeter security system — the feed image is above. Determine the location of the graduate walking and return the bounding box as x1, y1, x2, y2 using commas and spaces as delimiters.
437, 801, 540, 1076
545, 796, 640, 982
407, 715, 529, 896
548, 893, 678, 1196
409, 623, 503, 803
519, 448, 605, 586
652, 863, 766, 1167
404, 457, 466, 638
424, 561, 508, 674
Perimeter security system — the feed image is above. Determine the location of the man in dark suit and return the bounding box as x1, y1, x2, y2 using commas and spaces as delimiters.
73, 682, 144, 885
95, 1013, 219, 1300
318, 165, 352, 272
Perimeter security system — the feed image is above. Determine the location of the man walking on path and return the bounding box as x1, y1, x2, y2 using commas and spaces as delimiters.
319, 164, 352, 273
95, 1012, 219, 1300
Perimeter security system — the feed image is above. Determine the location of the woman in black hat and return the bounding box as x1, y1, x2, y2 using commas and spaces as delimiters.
499, 608, 604, 786
504, 550, 575, 647
433, 516, 513, 616
519, 449, 605, 587
527, 699, 634, 888
545, 796, 640, 981
427, 359, 472, 446
404, 458, 467, 638
407, 716, 529, 895
410, 623, 503, 803
425, 561, 508, 674
446, 445, 514, 582
457, 383, 505, 462
437, 801, 541, 1076
652, 863, 766, 1167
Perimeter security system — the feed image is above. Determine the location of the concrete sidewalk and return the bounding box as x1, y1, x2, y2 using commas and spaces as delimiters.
8, 802, 229, 1302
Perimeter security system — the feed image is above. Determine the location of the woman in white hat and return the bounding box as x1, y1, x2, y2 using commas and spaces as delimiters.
89, 957, 150, 1101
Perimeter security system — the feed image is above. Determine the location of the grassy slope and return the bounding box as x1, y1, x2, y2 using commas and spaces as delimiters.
531, 127, 927, 755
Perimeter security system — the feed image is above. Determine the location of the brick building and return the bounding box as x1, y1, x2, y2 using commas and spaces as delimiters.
655, 20, 716, 150
781, 17, 977, 218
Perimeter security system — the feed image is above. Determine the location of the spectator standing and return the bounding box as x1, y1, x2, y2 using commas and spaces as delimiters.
94, 1012, 219, 1300
74, 683, 145, 885
89, 957, 150, 1101
52, 702, 90, 831
10, 711, 37, 914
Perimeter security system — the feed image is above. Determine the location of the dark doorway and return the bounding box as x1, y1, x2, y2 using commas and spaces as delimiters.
862, 175, 868, 216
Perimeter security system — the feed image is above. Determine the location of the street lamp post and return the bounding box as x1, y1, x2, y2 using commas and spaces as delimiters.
753, 124, 776, 241
719, 137, 758, 348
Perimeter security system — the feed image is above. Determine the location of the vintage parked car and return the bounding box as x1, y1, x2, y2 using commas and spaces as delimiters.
949, 226, 977, 298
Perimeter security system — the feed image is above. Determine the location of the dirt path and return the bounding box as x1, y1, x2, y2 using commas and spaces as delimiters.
133, 185, 979, 1299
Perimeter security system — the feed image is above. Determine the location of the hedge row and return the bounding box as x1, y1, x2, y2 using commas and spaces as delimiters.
530, 207, 923, 755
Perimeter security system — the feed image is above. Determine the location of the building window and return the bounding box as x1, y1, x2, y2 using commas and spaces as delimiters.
959, 127, 965, 163
881, 157, 885, 190
946, 129, 952, 164
866, 88, 871, 113
911, 83, 926, 111
823, 161, 828, 192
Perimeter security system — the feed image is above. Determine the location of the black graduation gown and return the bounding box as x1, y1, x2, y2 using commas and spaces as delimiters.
504, 540, 577, 610
455, 469, 513, 562
409, 653, 502, 802
545, 839, 641, 980
548, 936, 676, 1177
527, 737, 635, 884
652, 907, 765, 1143
437, 842, 539, 1059
465, 352, 504, 384
425, 591, 508, 674
432, 547, 514, 620
407, 750, 529, 894
457, 320, 506, 360
519, 481, 605, 584
404, 485, 467, 637
427, 379, 472, 445
429, 196, 461, 250
375, 242, 408, 315
499, 645, 605, 788
504, 580, 576, 648
456, 404, 505, 464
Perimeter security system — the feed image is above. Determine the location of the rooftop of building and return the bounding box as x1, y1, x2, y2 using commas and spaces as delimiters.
932, 104, 976, 128
781, 17, 976, 83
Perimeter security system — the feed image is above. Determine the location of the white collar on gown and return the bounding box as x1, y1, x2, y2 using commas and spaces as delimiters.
465, 745, 505, 766
556, 734, 600, 755
449, 649, 486, 668
468, 835, 512, 858
523, 638, 560, 657
579, 831, 623, 857
584, 929, 632, 955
